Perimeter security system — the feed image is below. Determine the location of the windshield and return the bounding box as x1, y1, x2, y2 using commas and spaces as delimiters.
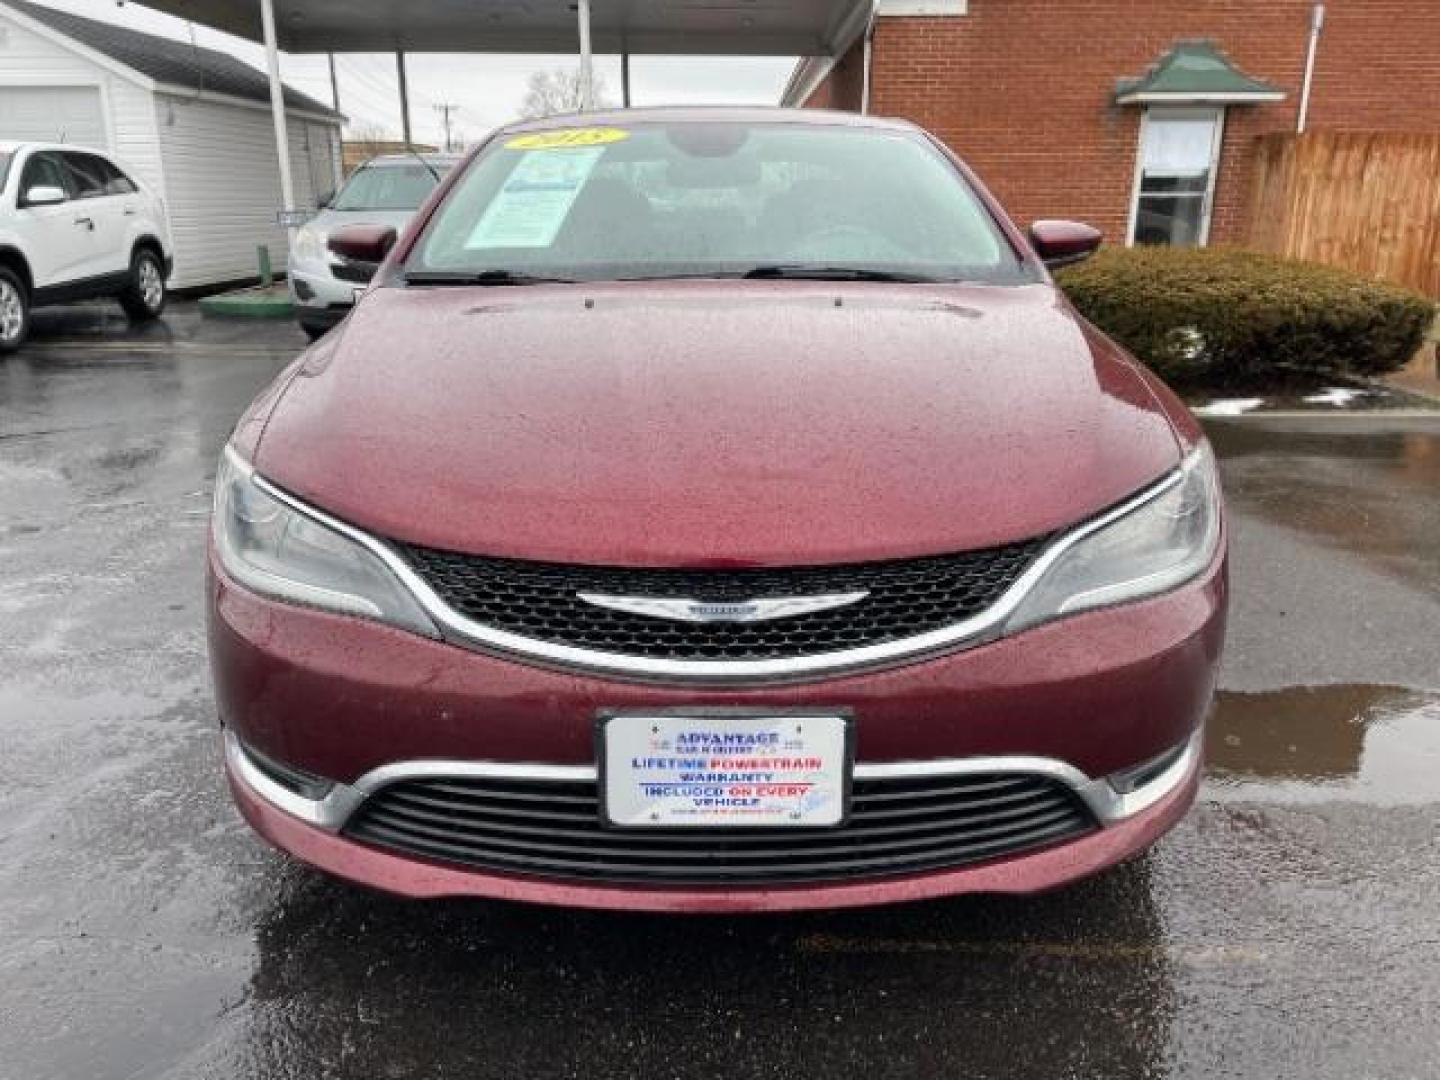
409, 123, 1031, 284
332, 162, 446, 211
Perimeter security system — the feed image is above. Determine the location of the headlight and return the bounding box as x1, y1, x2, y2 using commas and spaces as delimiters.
1004, 443, 1222, 634
291, 224, 327, 265
212, 446, 437, 637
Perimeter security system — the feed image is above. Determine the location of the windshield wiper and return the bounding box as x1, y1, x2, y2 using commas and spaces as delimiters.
741, 265, 940, 283
404, 270, 576, 287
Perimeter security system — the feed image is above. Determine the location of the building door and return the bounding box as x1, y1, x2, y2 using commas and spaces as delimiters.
1127, 107, 1224, 247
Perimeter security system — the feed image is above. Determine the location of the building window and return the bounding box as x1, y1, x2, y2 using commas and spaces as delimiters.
1127, 106, 1224, 247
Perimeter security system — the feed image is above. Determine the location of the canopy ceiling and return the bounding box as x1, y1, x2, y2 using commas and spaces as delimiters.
130, 0, 872, 56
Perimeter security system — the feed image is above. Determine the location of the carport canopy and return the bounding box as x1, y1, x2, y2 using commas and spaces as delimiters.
129, 0, 872, 57
131, 0, 872, 223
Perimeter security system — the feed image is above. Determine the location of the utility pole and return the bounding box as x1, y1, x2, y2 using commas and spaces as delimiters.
433, 102, 459, 152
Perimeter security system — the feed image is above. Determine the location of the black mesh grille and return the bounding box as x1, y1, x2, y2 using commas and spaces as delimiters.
331, 258, 377, 284
344, 772, 1096, 885
394, 539, 1048, 660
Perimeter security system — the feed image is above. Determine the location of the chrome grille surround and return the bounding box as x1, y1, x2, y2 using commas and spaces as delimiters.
392, 539, 1049, 663
242, 464, 1184, 685
224, 727, 1203, 840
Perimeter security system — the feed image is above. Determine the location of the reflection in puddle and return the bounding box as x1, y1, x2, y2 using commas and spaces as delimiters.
1205, 684, 1440, 805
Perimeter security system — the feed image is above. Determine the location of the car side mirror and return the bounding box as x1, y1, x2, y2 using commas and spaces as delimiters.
1029, 220, 1102, 269
327, 224, 398, 264
21, 185, 66, 208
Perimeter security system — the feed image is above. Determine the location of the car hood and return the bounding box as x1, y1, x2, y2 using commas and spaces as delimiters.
254, 282, 1182, 566
309, 207, 418, 234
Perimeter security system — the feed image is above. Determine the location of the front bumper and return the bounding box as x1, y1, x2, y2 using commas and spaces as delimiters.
288, 263, 357, 328
209, 541, 1225, 910
293, 302, 349, 334
225, 728, 1201, 913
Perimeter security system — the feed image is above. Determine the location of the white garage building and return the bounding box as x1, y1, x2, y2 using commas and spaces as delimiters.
0, 0, 343, 288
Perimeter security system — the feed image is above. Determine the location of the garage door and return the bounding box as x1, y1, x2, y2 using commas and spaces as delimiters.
0, 86, 106, 147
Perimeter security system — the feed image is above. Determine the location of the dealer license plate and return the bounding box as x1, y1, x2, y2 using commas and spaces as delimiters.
601, 712, 851, 828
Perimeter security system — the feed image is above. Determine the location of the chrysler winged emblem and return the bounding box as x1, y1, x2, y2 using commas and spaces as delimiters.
576, 592, 869, 623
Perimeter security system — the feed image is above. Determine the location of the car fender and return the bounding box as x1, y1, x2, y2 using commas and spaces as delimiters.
124, 221, 171, 280
0, 241, 33, 294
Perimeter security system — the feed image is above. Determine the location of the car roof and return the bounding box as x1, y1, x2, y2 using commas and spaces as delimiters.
495, 106, 922, 138
0, 140, 114, 156
361, 153, 465, 167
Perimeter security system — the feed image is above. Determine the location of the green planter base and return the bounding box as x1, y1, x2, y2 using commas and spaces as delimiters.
199, 284, 294, 318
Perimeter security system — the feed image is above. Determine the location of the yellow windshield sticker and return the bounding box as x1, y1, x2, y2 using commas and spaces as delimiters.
505, 128, 629, 151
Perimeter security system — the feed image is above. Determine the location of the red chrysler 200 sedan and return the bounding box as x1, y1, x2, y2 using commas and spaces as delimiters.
208, 109, 1226, 913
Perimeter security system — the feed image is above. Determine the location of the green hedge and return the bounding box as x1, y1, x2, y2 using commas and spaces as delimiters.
1057, 247, 1435, 385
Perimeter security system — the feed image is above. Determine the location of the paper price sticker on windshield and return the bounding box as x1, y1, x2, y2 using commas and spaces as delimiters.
465, 146, 604, 249
505, 128, 629, 151
603, 714, 850, 828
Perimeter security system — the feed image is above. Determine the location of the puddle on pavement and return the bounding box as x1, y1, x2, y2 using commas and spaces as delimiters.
1206, 420, 1440, 593
1205, 684, 1440, 805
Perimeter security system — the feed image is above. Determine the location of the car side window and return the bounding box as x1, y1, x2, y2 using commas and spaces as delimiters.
18, 152, 70, 204
60, 153, 110, 200
95, 157, 139, 196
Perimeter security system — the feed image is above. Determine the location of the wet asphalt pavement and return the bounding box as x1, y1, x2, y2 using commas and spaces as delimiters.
2, 301, 1438, 1079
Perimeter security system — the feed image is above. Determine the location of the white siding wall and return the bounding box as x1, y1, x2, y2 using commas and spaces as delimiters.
0, 9, 163, 194
107, 78, 164, 203
0, 12, 108, 113
155, 92, 340, 288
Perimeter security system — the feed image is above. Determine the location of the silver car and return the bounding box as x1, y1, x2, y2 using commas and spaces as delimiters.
288, 153, 461, 339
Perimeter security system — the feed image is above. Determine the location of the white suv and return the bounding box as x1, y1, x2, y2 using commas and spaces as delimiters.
0, 141, 174, 353
288, 153, 460, 339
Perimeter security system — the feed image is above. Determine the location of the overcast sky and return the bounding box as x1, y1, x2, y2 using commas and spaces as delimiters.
33, 1, 796, 147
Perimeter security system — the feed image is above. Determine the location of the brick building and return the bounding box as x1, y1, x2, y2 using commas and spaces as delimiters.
783, 0, 1440, 247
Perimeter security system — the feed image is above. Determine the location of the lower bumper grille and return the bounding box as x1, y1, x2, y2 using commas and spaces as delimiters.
343, 771, 1098, 885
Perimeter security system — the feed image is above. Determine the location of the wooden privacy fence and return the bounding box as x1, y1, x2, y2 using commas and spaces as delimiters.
1248, 132, 1440, 298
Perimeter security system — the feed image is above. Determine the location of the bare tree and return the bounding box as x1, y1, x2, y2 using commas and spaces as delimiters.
346, 121, 393, 145
518, 67, 612, 119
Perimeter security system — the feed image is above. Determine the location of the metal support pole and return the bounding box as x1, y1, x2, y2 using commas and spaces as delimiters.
577, 0, 594, 111
1297, 3, 1325, 134
860, 0, 878, 115
327, 52, 341, 112
327, 127, 344, 193
326, 53, 344, 192
396, 51, 413, 145
258, 0, 296, 223
621, 50, 631, 108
